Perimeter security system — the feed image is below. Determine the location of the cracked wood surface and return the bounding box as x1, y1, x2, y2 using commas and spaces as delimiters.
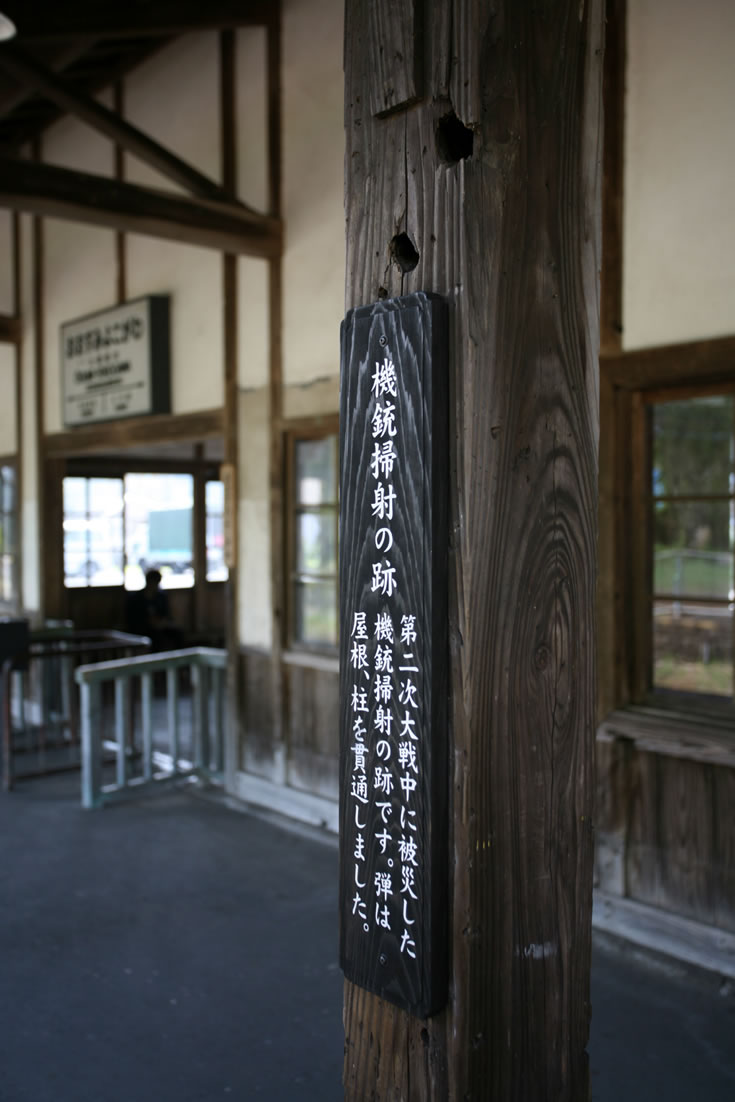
343, 1, 603, 1099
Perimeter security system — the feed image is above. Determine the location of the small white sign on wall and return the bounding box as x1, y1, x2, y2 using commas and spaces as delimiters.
61, 296, 170, 427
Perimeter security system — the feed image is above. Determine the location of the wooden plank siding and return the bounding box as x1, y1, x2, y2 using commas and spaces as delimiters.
284, 662, 339, 798
237, 646, 277, 777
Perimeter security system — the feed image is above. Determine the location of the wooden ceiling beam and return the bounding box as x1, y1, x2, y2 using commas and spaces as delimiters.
0, 1, 272, 41
0, 156, 281, 258
0, 44, 240, 203
0, 313, 21, 343
0, 40, 94, 118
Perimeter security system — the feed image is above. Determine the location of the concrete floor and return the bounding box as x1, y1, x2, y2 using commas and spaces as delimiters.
1, 773, 733, 1101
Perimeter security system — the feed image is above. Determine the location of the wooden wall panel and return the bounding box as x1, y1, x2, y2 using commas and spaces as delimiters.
285, 662, 339, 800
627, 750, 664, 908
656, 755, 714, 924
712, 766, 735, 933
594, 734, 629, 896
285, 664, 339, 755
237, 647, 276, 776
625, 748, 729, 930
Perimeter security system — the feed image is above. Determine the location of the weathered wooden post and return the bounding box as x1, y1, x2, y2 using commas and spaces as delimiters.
340, 2, 603, 1099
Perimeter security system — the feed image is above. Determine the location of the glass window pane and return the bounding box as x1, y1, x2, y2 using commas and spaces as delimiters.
124, 473, 194, 591
206, 480, 224, 511
295, 580, 337, 646
296, 437, 336, 505
0, 554, 12, 600
63, 476, 124, 588
89, 551, 124, 588
1, 466, 14, 513
652, 395, 733, 497
89, 477, 123, 515
297, 511, 337, 574
653, 500, 733, 599
205, 480, 228, 582
89, 516, 123, 552
653, 599, 732, 698
63, 477, 87, 516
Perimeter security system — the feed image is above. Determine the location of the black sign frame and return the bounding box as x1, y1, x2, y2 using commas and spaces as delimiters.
60, 294, 170, 427
339, 292, 448, 1018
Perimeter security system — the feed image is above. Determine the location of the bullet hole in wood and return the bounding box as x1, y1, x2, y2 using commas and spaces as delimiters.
436, 111, 474, 165
390, 233, 420, 273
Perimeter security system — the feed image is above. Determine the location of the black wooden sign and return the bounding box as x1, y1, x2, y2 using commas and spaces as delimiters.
339, 293, 448, 1018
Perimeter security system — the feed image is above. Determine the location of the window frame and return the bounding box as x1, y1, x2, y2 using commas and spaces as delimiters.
61, 460, 226, 593
628, 379, 735, 717
284, 418, 339, 656
0, 458, 19, 610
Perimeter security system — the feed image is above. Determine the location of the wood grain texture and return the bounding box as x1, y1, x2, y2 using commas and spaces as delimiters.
344, 1, 603, 1097
600, 0, 624, 356
286, 663, 339, 757
627, 751, 717, 925
368, 0, 421, 117
713, 766, 735, 933
594, 734, 629, 896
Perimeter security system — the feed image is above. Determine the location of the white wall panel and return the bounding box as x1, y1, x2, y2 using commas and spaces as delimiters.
124, 33, 220, 191
42, 106, 117, 433
282, 0, 344, 387
237, 388, 272, 648
623, 0, 735, 349
126, 234, 224, 414
43, 220, 117, 433
236, 26, 269, 212
0, 346, 16, 455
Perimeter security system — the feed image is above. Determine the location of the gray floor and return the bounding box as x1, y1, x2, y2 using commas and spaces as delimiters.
1, 773, 733, 1101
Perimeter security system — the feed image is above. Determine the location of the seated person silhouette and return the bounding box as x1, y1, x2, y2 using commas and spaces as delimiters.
126, 569, 184, 652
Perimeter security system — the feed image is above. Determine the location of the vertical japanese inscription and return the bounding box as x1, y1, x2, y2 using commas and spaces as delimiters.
339, 293, 448, 1017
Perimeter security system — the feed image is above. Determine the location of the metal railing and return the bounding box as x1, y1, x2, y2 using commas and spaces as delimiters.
2, 629, 151, 791
75, 647, 227, 809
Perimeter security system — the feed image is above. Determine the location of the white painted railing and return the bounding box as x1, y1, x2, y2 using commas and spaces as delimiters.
75, 647, 227, 809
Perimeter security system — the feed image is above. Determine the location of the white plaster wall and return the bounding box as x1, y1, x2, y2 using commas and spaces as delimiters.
282, 0, 344, 388
0, 211, 14, 314
126, 234, 224, 413
42, 108, 117, 433
124, 34, 224, 413
237, 27, 269, 212
236, 28, 270, 391
0, 346, 16, 455
124, 33, 220, 190
237, 388, 272, 648
623, 0, 735, 349
238, 258, 269, 390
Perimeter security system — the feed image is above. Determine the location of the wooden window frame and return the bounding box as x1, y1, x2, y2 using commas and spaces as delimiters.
283, 416, 339, 656
634, 382, 735, 714
602, 343, 735, 731
62, 474, 126, 589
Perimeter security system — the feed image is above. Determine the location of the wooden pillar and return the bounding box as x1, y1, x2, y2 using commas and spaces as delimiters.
220, 28, 240, 782
342, 2, 603, 1099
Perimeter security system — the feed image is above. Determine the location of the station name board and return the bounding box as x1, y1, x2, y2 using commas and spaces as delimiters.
339, 293, 448, 1018
61, 295, 170, 427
